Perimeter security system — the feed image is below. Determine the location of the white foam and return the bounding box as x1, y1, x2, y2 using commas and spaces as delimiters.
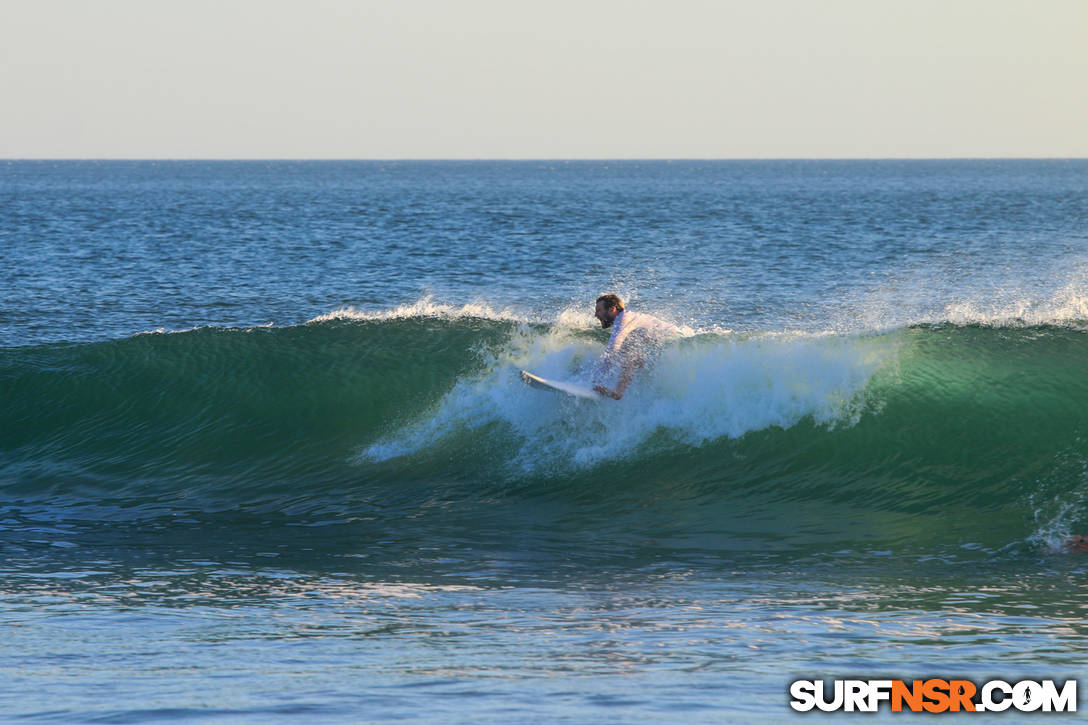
309, 296, 699, 338
307, 296, 524, 324
360, 326, 897, 473
940, 285, 1088, 328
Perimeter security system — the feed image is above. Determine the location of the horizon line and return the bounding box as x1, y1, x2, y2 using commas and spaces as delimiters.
4, 156, 1087, 163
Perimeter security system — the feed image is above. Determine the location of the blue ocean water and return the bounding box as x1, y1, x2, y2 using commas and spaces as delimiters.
2, 160, 1088, 722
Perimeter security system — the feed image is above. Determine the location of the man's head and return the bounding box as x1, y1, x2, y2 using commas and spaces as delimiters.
595, 294, 624, 328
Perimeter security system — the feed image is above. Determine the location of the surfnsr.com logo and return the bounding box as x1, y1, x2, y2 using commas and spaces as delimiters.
789, 679, 1077, 713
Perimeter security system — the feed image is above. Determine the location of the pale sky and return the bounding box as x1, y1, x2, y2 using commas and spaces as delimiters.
1, 0, 1085, 158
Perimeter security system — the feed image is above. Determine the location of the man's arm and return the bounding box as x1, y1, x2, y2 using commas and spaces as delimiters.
594, 351, 642, 400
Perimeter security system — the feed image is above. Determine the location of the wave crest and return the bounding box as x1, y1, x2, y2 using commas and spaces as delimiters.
307, 296, 524, 324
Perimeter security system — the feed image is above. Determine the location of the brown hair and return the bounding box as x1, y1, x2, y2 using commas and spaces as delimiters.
596, 294, 624, 311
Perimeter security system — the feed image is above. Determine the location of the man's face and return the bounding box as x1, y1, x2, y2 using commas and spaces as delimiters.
595, 301, 619, 328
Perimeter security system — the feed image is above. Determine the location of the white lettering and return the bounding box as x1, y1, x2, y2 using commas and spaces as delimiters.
1041, 679, 1077, 712
982, 680, 1013, 712
867, 680, 893, 711
1014, 680, 1044, 712
815, 680, 844, 712
844, 680, 868, 712
789, 680, 817, 712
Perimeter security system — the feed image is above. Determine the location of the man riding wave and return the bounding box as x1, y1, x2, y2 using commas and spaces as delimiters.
592, 294, 679, 400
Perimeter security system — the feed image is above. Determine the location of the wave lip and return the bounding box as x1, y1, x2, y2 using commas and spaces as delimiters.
938, 284, 1088, 328
306, 296, 525, 324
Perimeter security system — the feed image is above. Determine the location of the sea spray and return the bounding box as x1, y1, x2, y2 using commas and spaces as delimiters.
363, 328, 896, 471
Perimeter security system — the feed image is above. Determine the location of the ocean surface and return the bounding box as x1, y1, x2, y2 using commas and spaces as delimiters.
2, 159, 1088, 722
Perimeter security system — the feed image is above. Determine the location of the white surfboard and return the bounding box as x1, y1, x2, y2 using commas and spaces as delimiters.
520, 370, 600, 400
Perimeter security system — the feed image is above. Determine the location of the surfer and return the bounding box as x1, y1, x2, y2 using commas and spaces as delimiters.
592, 294, 679, 400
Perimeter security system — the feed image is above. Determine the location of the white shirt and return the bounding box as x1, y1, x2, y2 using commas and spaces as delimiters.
601, 310, 679, 360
